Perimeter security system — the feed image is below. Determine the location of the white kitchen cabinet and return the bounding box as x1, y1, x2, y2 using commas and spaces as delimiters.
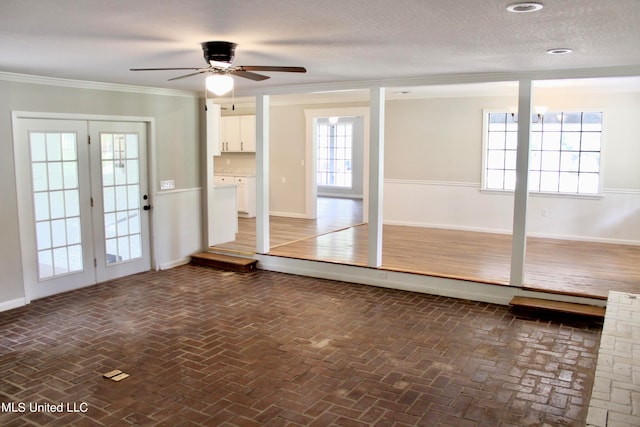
214, 175, 256, 218
234, 176, 256, 217
221, 115, 255, 152
213, 175, 234, 185
206, 100, 222, 156
209, 184, 238, 245
239, 115, 256, 152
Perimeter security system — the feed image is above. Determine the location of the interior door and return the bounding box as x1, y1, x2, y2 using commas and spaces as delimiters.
89, 121, 150, 283
14, 119, 96, 300
14, 117, 151, 301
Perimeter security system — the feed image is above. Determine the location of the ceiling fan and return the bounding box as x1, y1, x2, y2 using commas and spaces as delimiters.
130, 41, 306, 95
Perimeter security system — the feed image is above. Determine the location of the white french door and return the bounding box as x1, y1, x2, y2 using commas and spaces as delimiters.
14, 117, 150, 301
89, 121, 150, 283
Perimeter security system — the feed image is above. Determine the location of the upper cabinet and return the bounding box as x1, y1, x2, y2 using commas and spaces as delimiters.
221, 115, 256, 152
206, 100, 222, 156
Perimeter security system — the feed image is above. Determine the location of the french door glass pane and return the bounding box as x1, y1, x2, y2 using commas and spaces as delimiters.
316, 120, 353, 189
30, 131, 83, 279
101, 132, 142, 265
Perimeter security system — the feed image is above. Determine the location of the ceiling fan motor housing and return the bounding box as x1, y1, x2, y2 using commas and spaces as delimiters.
202, 41, 236, 65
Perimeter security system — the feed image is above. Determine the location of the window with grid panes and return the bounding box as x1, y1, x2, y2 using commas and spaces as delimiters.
316, 119, 353, 188
484, 111, 603, 195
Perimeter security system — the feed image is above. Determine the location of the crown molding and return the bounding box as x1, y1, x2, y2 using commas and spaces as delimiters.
250, 65, 640, 97
0, 71, 198, 98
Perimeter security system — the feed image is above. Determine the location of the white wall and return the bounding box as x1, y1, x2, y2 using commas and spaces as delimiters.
153, 188, 203, 269
215, 85, 639, 245
0, 76, 203, 308
383, 87, 640, 244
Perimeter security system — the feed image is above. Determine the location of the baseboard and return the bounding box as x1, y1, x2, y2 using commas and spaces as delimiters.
0, 297, 27, 312
269, 211, 309, 219
382, 220, 512, 235
382, 220, 640, 245
318, 192, 364, 199
157, 257, 191, 270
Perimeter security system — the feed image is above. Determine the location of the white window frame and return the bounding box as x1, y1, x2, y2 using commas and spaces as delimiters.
316, 117, 355, 190
481, 109, 605, 197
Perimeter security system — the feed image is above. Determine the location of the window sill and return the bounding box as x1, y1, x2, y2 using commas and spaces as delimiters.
480, 188, 604, 200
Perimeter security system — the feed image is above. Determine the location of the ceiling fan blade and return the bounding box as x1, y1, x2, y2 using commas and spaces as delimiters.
238, 66, 307, 73
130, 67, 204, 71
168, 71, 208, 81
231, 70, 270, 81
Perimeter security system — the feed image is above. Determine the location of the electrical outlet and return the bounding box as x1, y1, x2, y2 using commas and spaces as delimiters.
541, 208, 548, 217
160, 180, 175, 190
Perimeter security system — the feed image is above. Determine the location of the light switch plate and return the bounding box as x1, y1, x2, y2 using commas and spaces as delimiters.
160, 180, 175, 190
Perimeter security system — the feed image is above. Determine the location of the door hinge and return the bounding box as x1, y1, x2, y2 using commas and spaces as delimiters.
94, 258, 97, 267
88, 135, 91, 144
90, 197, 94, 207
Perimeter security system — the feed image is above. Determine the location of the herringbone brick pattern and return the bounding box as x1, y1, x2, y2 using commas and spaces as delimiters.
0, 265, 601, 426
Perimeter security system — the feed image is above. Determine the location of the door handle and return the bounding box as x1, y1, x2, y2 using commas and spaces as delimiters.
143, 194, 151, 210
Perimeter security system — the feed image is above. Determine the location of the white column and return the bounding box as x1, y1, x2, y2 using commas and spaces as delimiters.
204, 100, 220, 248
256, 94, 270, 254
509, 79, 533, 286
368, 87, 385, 267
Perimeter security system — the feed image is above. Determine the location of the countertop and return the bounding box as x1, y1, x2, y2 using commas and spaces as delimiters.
215, 168, 255, 177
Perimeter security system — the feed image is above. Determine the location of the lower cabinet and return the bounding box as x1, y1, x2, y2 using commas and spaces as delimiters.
214, 175, 256, 218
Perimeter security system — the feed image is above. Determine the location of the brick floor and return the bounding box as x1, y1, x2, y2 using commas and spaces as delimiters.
0, 265, 601, 426
587, 291, 640, 427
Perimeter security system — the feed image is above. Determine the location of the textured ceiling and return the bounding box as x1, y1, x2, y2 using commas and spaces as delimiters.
1, 0, 640, 96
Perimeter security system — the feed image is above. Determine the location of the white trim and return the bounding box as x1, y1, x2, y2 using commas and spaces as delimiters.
0, 71, 197, 98
481, 108, 607, 197
155, 187, 202, 196
0, 298, 27, 313
381, 219, 639, 246
385, 178, 479, 188
269, 211, 309, 219
604, 188, 640, 195
11, 112, 157, 208
12, 110, 156, 123
382, 219, 513, 235
157, 257, 191, 271
525, 232, 640, 246
11, 111, 158, 303
317, 192, 364, 199
253, 65, 640, 97
304, 106, 371, 221
255, 255, 605, 307
384, 179, 640, 196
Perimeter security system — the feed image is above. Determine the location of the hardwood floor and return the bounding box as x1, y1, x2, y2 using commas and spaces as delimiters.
213, 197, 640, 300
213, 196, 364, 253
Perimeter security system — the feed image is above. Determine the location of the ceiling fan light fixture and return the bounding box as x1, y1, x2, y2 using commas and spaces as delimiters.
202, 41, 236, 65
209, 60, 232, 69
206, 74, 234, 96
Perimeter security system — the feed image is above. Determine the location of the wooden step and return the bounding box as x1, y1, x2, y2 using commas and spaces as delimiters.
509, 296, 606, 318
190, 252, 258, 273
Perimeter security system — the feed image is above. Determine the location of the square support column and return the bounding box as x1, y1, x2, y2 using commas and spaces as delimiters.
509, 79, 533, 286
256, 94, 270, 254
368, 87, 385, 268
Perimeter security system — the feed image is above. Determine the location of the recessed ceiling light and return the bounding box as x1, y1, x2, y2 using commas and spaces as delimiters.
506, 2, 544, 13
547, 48, 573, 55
